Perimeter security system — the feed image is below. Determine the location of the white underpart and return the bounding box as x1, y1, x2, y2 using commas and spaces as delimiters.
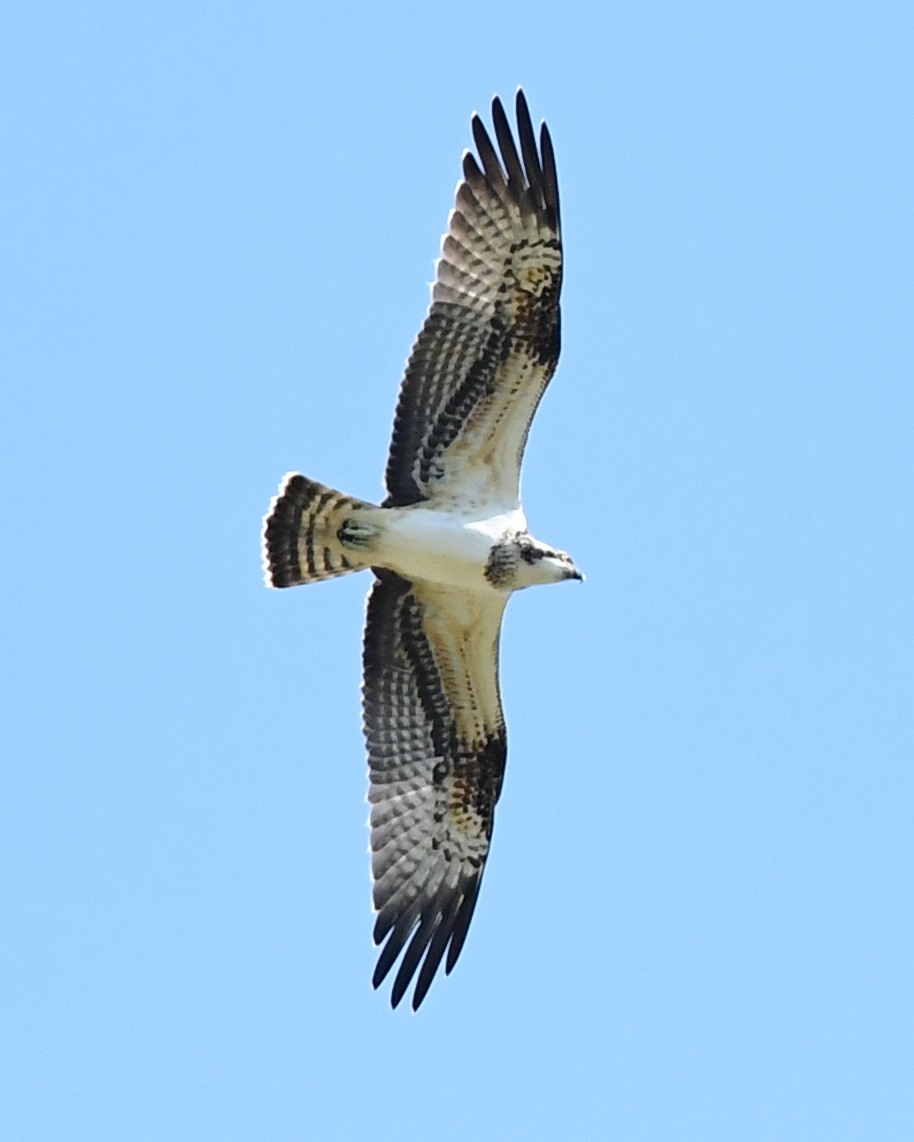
375, 504, 526, 591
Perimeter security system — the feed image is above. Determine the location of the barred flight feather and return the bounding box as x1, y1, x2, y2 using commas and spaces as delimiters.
384, 89, 561, 511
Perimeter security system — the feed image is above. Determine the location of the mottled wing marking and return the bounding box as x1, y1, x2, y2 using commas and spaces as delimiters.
362, 571, 508, 1009
384, 90, 562, 511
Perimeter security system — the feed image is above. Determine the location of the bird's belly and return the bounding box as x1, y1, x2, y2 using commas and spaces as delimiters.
378, 506, 522, 590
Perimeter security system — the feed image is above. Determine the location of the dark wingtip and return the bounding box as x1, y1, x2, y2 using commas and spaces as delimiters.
371, 875, 485, 1011
462, 150, 483, 183
514, 87, 531, 130
459, 91, 559, 236
540, 121, 560, 224
471, 110, 505, 187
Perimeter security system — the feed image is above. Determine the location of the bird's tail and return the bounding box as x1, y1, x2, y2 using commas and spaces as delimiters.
262, 473, 382, 587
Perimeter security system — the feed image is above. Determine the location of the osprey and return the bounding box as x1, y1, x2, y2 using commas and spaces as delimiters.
263, 91, 581, 1010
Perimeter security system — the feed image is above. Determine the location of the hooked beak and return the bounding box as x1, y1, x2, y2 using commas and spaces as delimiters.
566, 564, 585, 582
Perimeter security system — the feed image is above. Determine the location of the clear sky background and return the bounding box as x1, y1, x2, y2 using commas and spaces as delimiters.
3, 3, 912, 1139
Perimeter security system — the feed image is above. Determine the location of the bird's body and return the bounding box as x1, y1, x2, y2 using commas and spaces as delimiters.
351, 501, 527, 589
263, 91, 579, 1009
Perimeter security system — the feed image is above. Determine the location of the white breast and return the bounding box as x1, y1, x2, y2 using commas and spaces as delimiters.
377, 505, 527, 590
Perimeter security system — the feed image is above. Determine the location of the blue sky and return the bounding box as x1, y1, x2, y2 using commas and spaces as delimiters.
3, 2, 913, 1138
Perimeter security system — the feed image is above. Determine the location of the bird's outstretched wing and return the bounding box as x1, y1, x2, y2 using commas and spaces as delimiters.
362, 571, 508, 1009
384, 90, 562, 512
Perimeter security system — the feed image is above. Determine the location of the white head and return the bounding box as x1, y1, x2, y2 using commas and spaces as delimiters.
512, 536, 584, 589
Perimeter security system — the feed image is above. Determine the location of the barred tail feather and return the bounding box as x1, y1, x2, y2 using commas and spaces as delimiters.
263, 473, 379, 587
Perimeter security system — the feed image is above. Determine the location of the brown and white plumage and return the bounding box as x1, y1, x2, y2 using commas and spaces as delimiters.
363, 573, 507, 1008
385, 90, 562, 511
263, 90, 580, 1010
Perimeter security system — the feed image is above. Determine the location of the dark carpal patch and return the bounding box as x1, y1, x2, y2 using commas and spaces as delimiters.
510, 239, 562, 368
451, 729, 507, 847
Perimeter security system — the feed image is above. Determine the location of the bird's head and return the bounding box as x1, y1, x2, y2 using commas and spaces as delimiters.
515, 536, 584, 589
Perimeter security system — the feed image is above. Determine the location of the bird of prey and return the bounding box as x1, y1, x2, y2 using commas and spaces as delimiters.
263, 90, 581, 1010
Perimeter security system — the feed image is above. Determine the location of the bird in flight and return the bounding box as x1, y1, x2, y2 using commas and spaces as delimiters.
263, 90, 580, 1010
